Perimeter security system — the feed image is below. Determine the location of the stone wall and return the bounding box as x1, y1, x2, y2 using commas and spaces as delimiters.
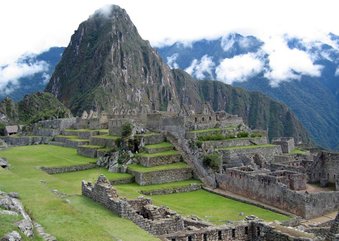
64, 139, 89, 148
136, 134, 165, 145
308, 152, 339, 186
1, 136, 51, 146
219, 145, 282, 163
33, 128, 60, 137
272, 137, 295, 154
77, 146, 98, 158
136, 154, 181, 167
128, 167, 193, 185
82, 176, 185, 236
89, 136, 116, 148
41, 163, 96, 174
33, 118, 76, 131
140, 183, 201, 195
202, 137, 268, 150
216, 169, 339, 218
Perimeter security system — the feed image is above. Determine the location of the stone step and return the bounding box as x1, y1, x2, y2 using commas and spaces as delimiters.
127, 163, 193, 185
143, 142, 175, 154
136, 150, 182, 167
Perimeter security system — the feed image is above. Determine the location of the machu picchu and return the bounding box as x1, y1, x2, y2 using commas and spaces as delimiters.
0, 4, 338, 241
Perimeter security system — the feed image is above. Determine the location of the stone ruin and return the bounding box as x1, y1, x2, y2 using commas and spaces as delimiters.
83, 175, 327, 241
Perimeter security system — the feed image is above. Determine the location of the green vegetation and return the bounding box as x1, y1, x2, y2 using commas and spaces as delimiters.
237, 131, 249, 138
79, 145, 103, 149
128, 162, 188, 173
92, 134, 119, 140
149, 190, 289, 224
202, 153, 221, 171
135, 132, 160, 137
145, 142, 173, 149
217, 144, 277, 151
136, 150, 179, 158
121, 123, 132, 138
0, 145, 158, 241
290, 148, 308, 155
55, 135, 77, 139
189, 128, 222, 134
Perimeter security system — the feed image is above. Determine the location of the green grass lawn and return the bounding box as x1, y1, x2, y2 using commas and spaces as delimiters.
136, 150, 179, 158
0, 145, 159, 241
290, 148, 308, 155
144, 142, 173, 149
79, 145, 103, 149
128, 162, 188, 173
150, 190, 289, 224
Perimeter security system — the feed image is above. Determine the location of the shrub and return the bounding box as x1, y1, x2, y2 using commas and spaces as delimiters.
203, 153, 221, 171
121, 123, 132, 137
115, 137, 122, 148
237, 132, 249, 138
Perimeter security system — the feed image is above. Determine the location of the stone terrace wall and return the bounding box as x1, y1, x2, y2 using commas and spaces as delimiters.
41, 163, 96, 174
202, 137, 268, 150
129, 167, 193, 185
304, 192, 339, 219
33, 118, 76, 130
140, 183, 201, 195
1, 136, 51, 146
136, 154, 181, 167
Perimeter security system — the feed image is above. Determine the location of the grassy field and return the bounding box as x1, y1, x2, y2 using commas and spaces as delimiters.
0, 145, 159, 241
136, 150, 179, 157
0, 145, 289, 240
128, 162, 188, 172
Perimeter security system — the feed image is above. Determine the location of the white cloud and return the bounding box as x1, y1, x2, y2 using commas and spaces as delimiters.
0, 60, 49, 95
167, 53, 179, 69
335, 67, 339, 76
220, 35, 235, 52
215, 53, 263, 84
262, 36, 322, 86
185, 55, 215, 79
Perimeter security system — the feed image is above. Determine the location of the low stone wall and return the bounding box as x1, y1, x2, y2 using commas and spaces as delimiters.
33, 118, 76, 130
54, 136, 72, 143
144, 146, 174, 154
304, 192, 339, 219
64, 139, 89, 148
128, 167, 193, 185
33, 128, 60, 137
202, 137, 268, 149
140, 183, 201, 195
219, 145, 282, 163
110, 177, 134, 185
136, 154, 181, 167
77, 146, 98, 158
1, 136, 51, 146
41, 163, 96, 174
89, 136, 116, 148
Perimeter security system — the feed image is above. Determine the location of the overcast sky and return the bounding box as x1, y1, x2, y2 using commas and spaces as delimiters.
0, 0, 338, 92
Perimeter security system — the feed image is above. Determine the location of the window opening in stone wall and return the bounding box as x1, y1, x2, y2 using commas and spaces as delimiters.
203, 233, 208, 241
188, 235, 192, 241
232, 229, 236, 238
245, 226, 248, 234
218, 230, 222, 240
257, 227, 261, 236
171, 238, 176, 241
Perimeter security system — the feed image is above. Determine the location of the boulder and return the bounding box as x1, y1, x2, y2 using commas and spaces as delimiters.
0, 157, 8, 168
1, 231, 21, 241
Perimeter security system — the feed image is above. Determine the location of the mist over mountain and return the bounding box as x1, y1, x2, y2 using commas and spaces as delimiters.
157, 33, 339, 150
0, 47, 64, 101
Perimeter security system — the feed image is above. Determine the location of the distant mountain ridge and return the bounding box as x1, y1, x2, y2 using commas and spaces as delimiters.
157, 33, 339, 150
44, 5, 311, 144
0, 47, 64, 101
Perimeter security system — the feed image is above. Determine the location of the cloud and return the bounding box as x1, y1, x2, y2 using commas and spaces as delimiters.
220, 35, 235, 52
335, 68, 339, 76
167, 53, 179, 69
185, 55, 215, 79
215, 53, 263, 84
0, 59, 49, 95
262, 36, 323, 87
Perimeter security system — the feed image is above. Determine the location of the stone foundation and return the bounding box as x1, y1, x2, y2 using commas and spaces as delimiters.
77, 146, 99, 158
